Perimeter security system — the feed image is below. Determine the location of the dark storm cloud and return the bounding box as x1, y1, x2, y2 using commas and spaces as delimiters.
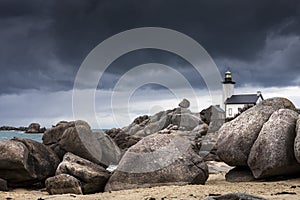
0, 0, 300, 94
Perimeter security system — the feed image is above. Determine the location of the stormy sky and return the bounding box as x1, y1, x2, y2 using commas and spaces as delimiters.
1, 0, 300, 128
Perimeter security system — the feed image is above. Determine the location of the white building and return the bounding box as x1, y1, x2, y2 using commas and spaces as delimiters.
222, 71, 264, 119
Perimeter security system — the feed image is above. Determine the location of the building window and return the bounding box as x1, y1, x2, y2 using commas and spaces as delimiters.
228, 108, 232, 116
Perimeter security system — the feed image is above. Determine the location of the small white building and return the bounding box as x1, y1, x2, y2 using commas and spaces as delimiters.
222, 71, 264, 119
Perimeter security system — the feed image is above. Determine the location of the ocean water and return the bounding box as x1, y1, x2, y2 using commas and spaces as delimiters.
0, 130, 43, 142
0, 129, 107, 143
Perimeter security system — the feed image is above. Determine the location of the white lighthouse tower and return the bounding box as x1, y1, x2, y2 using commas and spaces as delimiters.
222, 71, 235, 110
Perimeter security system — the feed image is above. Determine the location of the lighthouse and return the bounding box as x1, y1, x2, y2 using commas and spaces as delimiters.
222, 71, 235, 110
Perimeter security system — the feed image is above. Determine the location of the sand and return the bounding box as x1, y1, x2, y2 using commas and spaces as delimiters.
1, 172, 300, 200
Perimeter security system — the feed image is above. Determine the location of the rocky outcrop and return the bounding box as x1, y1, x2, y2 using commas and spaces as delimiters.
43, 120, 90, 149
56, 153, 110, 194
54, 121, 69, 127
0, 124, 46, 133
105, 132, 208, 191
199, 105, 225, 161
94, 132, 122, 165
25, 123, 46, 133
225, 167, 255, 182
58, 125, 119, 167
0, 138, 60, 187
43, 120, 120, 167
258, 97, 296, 111
45, 174, 83, 195
105, 128, 141, 151
171, 113, 203, 131
217, 97, 296, 166
294, 116, 300, 163
178, 98, 190, 108
0, 178, 7, 191
106, 100, 207, 151
18, 126, 28, 132
215, 97, 300, 181
171, 123, 208, 151
123, 106, 204, 137
248, 109, 300, 179
0, 126, 19, 131
200, 105, 225, 125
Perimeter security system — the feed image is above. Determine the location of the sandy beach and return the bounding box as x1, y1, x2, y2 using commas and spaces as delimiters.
1, 172, 300, 200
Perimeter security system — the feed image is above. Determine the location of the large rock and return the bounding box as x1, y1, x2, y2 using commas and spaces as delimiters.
172, 123, 208, 151
105, 132, 208, 191
42, 120, 88, 158
105, 100, 208, 162
128, 113, 172, 137
56, 153, 110, 194
133, 115, 150, 125
217, 97, 296, 166
45, 174, 82, 195
294, 116, 300, 163
43, 120, 119, 167
59, 125, 105, 166
122, 101, 205, 137
94, 132, 122, 165
0, 178, 7, 191
0, 138, 60, 187
248, 109, 300, 179
25, 123, 46, 133
171, 113, 203, 131
200, 105, 225, 126
105, 128, 141, 151
225, 167, 255, 182
178, 98, 190, 108
108, 100, 207, 161
258, 97, 296, 111
43, 120, 90, 148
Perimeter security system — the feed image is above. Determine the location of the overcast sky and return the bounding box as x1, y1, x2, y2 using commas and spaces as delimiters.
1, 0, 300, 128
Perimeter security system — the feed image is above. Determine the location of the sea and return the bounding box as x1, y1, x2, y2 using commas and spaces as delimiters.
0, 130, 43, 142
0, 129, 106, 143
